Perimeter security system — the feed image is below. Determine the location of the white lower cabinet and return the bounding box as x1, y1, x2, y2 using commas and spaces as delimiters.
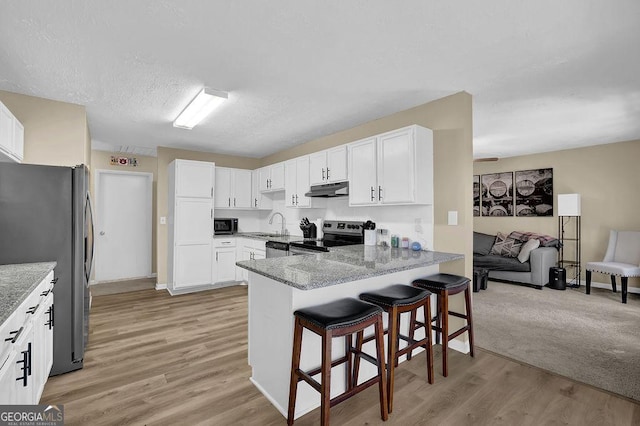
214, 238, 237, 283
236, 238, 265, 282
0, 270, 54, 404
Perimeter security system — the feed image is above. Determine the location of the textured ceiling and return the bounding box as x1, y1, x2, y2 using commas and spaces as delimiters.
0, 1, 638, 159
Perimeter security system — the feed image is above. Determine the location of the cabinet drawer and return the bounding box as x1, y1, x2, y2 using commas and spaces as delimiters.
214, 237, 236, 248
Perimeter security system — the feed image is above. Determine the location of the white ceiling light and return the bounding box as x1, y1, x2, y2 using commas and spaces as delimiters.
173, 88, 228, 130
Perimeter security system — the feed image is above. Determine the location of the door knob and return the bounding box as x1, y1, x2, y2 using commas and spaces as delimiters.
100, 231, 105, 235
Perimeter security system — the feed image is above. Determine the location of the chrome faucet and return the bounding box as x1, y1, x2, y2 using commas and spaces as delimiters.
269, 211, 288, 236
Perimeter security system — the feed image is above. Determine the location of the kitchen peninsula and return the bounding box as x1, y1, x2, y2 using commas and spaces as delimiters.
236, 245, 463, 420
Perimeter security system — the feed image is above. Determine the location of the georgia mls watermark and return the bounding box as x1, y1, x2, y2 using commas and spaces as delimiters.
0, 405, 64, 426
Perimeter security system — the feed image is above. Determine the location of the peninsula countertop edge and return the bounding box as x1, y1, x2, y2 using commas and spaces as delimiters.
236, 245, 464, 290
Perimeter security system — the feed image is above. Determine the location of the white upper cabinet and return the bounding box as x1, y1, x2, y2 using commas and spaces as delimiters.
348, 125, 433, 206
259, 162, 285, 192
251, 169, 272, 210
175, 160, 215, 199
309, 145, 348, 186
215, 167, 252, 209
285, 156, 314, 208
347, 137, 378, 206
0, 101, 23, 163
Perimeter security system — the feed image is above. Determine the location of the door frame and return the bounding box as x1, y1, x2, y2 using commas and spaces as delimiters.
93, 169, 154, 284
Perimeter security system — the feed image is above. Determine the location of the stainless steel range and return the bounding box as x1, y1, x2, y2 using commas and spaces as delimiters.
289, 220, 365, 255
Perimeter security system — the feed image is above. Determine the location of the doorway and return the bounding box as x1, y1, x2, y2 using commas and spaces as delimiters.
95, 170, 153, 282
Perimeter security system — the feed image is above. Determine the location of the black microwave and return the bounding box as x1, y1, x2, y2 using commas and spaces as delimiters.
214, 218, 238, 235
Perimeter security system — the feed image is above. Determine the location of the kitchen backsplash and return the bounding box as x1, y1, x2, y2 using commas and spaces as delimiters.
253, 192, 433, 248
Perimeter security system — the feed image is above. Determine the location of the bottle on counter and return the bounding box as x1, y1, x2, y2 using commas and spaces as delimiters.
391, 234, 399, 248
401, 237, 410, 249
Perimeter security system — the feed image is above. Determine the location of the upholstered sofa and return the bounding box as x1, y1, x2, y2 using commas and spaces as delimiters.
473, 231, 559, 289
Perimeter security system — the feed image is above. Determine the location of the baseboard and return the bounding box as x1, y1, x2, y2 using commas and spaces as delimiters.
155, 283, 167, 291
249, 378, 289, 419
165, 281, 241, 296
582, 280, 640, 294
90, 273, 157, 286
448, 338, 471, 354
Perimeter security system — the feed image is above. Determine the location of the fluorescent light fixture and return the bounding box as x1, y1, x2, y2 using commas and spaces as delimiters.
173, 88, 228, 129
558, 193, 581, 216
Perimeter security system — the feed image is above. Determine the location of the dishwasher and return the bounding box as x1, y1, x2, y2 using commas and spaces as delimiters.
265, 241, 289, 258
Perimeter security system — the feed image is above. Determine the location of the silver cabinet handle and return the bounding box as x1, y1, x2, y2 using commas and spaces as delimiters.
378, 186, 382, 200
326, 167, 330, 180
370, 187, 374, 201
322, 168, 325, 180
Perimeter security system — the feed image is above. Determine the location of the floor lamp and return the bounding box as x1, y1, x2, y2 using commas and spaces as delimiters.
558, 194, 581, 287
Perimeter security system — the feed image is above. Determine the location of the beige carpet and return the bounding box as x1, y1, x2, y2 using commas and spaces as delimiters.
90, 277, 156, 296
473, 281, 640, 402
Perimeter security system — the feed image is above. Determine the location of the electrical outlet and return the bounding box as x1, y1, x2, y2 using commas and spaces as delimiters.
160, 216, 166, 225
414, 218, 423, 233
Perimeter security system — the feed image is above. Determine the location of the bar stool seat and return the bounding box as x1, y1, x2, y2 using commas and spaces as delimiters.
412, 273, 474, 377
287, 298, 388, 425
294, 298, 382, 330
358, 284, 433, 413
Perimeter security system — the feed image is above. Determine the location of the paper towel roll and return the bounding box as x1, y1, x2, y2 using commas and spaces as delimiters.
364, 229, 377, 246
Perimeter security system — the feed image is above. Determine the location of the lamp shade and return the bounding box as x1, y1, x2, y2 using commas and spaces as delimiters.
558, 193, 581, 216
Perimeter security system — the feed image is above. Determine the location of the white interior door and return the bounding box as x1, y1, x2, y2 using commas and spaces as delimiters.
95, 170, 153, 282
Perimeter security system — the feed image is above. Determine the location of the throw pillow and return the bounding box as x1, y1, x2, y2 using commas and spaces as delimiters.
517, 238, 541, 263
490, 232, 523, 258
473, 232, 496, 256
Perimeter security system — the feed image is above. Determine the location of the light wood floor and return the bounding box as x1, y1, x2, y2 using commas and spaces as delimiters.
42, 286, 640, 425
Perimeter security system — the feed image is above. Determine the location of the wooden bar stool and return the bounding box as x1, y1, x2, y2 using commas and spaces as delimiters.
287, 298, 388, 425
412, 273, 474, 377
357, 284, 434, 413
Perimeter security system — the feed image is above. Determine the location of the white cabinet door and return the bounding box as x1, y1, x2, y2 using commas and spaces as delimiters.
0, 103, 14, 160
258, 167, 270, 192
284, 160, 297, 207
13, 119, 24, 161
175, 245, 213, 288
348, 137, 378, 206
270, 162, 285, 191
327, 145, 348, 183
12, 321, 35, 404
215, 248, 237, 283
176, 160, 214, 198
33, 292, 53, 402
251, 170, 272, 210
378, 127, 416, 205
214, 167, 233, 208
295, 156, 311, 207
0, 349, 17, 404
233, 169, 252, 208
173, 198, 213, 288
175, 199, 212, 245
285, 157, 311, 208
309, 151, 327, 186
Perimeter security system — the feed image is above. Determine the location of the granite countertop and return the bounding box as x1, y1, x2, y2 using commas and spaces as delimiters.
236, 245, 464, 290
0, 262, 57, 325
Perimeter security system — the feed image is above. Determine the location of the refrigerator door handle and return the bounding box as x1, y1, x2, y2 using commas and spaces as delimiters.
85, 193, 95, 282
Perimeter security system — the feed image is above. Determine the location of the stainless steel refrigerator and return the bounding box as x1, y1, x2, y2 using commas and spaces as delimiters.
0, 162, 94, 375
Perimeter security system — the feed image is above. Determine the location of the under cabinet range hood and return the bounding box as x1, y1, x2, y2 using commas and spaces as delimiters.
305, 182, 349, 197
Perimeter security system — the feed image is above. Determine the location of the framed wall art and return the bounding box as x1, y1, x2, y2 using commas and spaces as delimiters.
481, 172, 513, 216
473, 175, 480, 216
515, 168, 553, 216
